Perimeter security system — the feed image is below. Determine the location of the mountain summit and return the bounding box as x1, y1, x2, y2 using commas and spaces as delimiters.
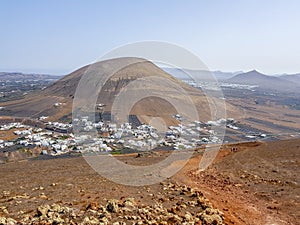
227, 70, 300, 92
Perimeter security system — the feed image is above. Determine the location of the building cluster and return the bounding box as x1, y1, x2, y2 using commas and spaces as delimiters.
68, 115, 233, 152
183, 79, 258, 91
0, 116, 241, 156
0, 122, 74, 155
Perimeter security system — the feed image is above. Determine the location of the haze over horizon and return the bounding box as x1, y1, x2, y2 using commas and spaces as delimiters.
1, 0, 300, 75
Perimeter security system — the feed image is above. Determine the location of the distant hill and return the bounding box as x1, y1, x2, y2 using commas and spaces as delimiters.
0, 72, 62, 81
162, 68, 239, 81
279, 74, 300, 85
227, 70, 300, 93
213, 71, 243, 80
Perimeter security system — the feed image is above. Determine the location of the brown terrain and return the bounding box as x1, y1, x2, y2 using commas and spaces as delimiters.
0, 58, 299, 224
0, 57, 299, 137
0, 139, 299, 224
0, 57, 240, 125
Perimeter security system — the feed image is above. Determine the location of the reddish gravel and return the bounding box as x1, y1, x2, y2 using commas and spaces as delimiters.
0, 139, 299, 224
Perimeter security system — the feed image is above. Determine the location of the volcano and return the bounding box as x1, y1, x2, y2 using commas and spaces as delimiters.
0, 57, 238, 124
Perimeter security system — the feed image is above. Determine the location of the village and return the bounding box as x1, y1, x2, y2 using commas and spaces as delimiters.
0, 114, 245, 159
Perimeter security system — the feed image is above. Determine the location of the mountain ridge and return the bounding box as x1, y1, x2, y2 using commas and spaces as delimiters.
0, 72, 62, 80
227, 70, 300, 93
279, 74, 300, 85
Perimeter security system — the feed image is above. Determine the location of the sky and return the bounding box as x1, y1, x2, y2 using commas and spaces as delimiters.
1, 0, 300, 75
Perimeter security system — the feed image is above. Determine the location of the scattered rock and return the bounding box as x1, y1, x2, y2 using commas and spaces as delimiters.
37, 204, 50, 216
0, 217, 17, 225
198, 208, 224, 225
0, 182, 225, 224
39, 193, 48, 199
86, 202, 99, 211
82, 216, 99, 224
106, 199, 119, 213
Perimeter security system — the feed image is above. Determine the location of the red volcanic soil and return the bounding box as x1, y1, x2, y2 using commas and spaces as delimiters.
181, 140, 300, 225
0, 139, 299, 224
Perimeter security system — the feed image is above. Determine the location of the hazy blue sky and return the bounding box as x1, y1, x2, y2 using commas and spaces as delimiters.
1, 0, 300, 75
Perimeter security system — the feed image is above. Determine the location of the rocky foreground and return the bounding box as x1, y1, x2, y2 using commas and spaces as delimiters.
0, 182, 224, 225
1, 139, 299, 225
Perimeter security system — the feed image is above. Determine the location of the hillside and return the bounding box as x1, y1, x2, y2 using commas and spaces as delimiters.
0, 58, 239, 124
0, 139, 298, 224
163, 68, 238, 81
0, 72, 62, 81
280, 74, 300, 85
227, 70, 300, 92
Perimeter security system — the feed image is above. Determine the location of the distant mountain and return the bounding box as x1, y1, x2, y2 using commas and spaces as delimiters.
279, 74, 300, 85
227, 70, 300, 93
213, 70, 243, 80
0, 72, 62, 81
162, 68, 239, 81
